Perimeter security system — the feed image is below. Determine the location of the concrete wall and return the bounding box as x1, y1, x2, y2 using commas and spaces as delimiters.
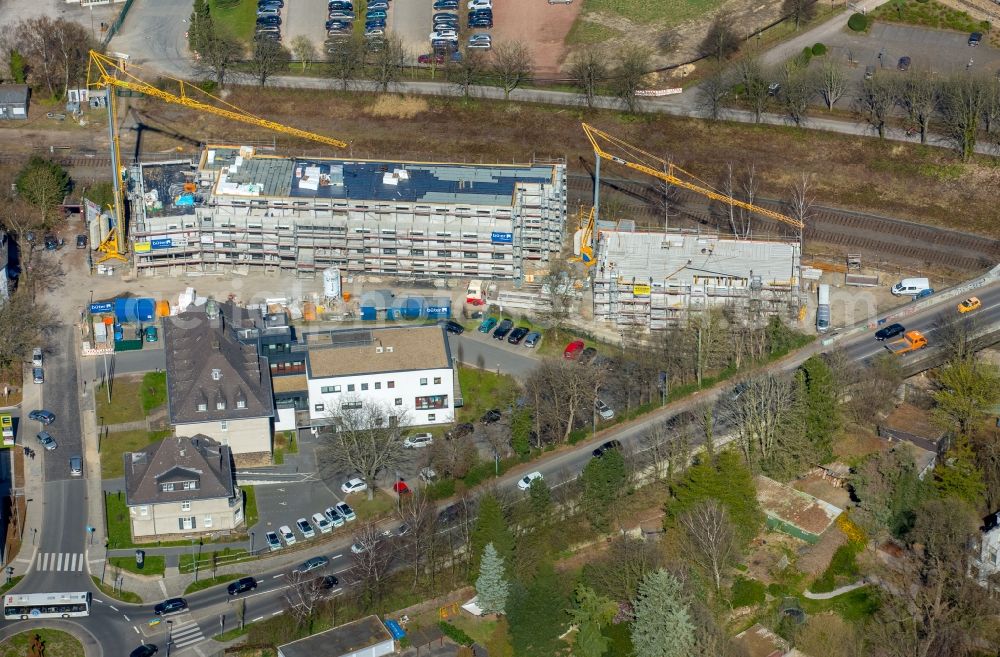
130, 494, 243, 538
176, 416, 271, 456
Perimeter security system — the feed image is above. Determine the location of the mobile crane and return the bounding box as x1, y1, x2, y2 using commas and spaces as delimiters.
572, 123, 804, 266
85, 50, 348, 263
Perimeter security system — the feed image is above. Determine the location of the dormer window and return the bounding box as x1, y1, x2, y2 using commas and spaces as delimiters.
197, 403, 208, 412
236, 399, 246, 409
161, 483, 174, 492
216, 400, 226, 410
211, 368, 222, 381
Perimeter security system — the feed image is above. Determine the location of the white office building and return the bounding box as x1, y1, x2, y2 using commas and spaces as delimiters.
305, 325, 456, 427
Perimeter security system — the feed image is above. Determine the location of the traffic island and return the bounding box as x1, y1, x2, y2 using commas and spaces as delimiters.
0, 629, 84, 657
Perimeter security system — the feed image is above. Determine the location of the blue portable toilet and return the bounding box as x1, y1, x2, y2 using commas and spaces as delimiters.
113, 324, 124, 341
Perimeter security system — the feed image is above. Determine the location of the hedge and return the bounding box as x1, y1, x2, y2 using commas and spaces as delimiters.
847, 12, 869, 30
439, 622, 474, 646
811, 42, 827, 56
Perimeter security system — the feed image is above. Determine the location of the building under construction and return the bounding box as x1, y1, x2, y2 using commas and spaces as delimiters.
592, 230, 801, 330
127, 146, 567, 280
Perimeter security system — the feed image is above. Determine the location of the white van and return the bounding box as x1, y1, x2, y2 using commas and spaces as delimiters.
891, 277, 930, 296
816, 284, 831, 333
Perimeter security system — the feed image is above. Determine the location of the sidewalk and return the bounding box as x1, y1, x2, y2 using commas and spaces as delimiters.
79, 344, 108, 582
7, 375, 45, 577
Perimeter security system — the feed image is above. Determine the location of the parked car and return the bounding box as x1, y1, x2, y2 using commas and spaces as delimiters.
144, 326, 158, 343
368, 0, 389, 8
393, 480, 411, 495
153, 598, 188, 616
130, 645, 158, 657
44, 234, 59, 250
445, 422, 475, 440
328, 0, 353, 8
341, 477, 368, 494
296, 518, 316, 539
592, 440, 622, 458
265, 531, 282, 550
468, 34, 492, 49
312, 512, 333, 534
517, 471, 543, 491
418, 53, 446, 64
292, 556, 329, 574
433, 11, 458, 21
28, 409, 55, 424
32, 367, 44, 384
433, 0, 459, 8
429, 29, 457, 40
578, 347, 598, 364
478, 316, 498, 333
507, 327, 529, 344
898, 56, 911, 71
31, 347, 42, 367
278, 525, 297, 546
335, 502, 356, 521
468, 0, 491, 8
36, 431, 57, 451
492, 318, 513, 339
326, 19, 351, 30
403, 432, 434, 448
873, 323, 906, 341
76, 234, 87, 249
969, 31, 983, 46
396, 523, 411, 537
595, 399, 615, 421
69, 455, 82, 476
227, 577, 258, 595
563, 340, 585, 359
468, 17, 493, 27
256, 7, 280, 17
323, 506, 346, 528
257, 15, 282, 25
441, 320, 464, 334
351, 541, 372, 555
524, 331, 541, 348
480, 409, 502, 424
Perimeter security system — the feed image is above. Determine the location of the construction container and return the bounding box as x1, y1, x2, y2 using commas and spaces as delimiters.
114, 339, 143, 352
115, 298, 156, 322
93, 320, 108, 343
155, 300, 170, 317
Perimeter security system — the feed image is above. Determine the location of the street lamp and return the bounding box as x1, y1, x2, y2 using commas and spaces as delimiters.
249, 531, 255, 554
166, 620, 174, 657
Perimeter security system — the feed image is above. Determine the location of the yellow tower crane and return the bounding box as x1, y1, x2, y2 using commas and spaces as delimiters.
85, 50, 349, 263
572, 123, 803, 266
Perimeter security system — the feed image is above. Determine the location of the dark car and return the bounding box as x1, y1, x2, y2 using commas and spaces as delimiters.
592, 439, 622, 458
434, 11, 458, 20
507, 327, 529, 344
28, 409, 55, 424
316, 574, 340, 589
440, 320, 464, 334
255, 31, 281, 40
258, 16, 282, 25
326, 19, 350, 29
258, 1, 283, 9
153, 597, 188, 616
480, 409, 502, 424
579, 347, 598, 364
493, 318, 514, 340
44, 235, 58, 250
469, 18, 493, 27
76, 234, 87, 249
227, 576, 258, 595
434, 0, 459, 8
897, 56, 911, 71
293, 556, 330, 574
328, 0, 353, 7
969, 32, 983, 46
874, 323, 906, 341
258, 0, 283, 6
130, 645, 158, 657
446, 422, 475, 440
524, 331, 541, 347
437, 504, 461, 525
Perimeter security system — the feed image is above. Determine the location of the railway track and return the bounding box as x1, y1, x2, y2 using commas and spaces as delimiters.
566, 173, 1000, 273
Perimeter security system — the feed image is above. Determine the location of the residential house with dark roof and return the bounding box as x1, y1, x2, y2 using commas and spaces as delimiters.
123, 435, 243, 538
164, 300, 275, 465
0, 85, 29, 120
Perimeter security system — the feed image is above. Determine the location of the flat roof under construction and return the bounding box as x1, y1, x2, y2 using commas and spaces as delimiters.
596, 231, 798, 285
201, 147, 557, 205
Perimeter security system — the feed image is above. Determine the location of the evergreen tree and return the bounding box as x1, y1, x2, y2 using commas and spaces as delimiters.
566, 584, 617, 657
528, 476, 552, 522
507, 563, 568, 657
511, 408, 533, 457
798, 355, 840, 461
475, 543, 510, 615
582, 450, 627, 531
188, 0, 214, 53
631, 570, 695, 657
933, 436, 986, 506
471, 494, 514, 576
9, 50, 26, 84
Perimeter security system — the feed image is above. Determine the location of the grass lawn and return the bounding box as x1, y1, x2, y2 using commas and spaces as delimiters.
566, 19, 624, 46
0, 629, 84, 657
455, 366, 517, 424
213, 626, 251, 642
800, 586, 879, 621
104, 492, 202, 549
0, 577, 22, 596
348, 490, 396, 520
95, 377, 145, 425
140, 371, 167, 412
185, 572, 248, 594
90, 576, 142, 604
210, 0, 260, 42
243, 486, 259, 528
582, 0, 723, 24
272, 432, 297, 466
109, 555, 166, 576
870, 0, 990, 36
179, 548, 250, 573
101, 429, 172, 479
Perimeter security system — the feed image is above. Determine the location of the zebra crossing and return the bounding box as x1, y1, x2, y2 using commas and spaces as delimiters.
170, 621, 206, 650
33, 552, 85, 572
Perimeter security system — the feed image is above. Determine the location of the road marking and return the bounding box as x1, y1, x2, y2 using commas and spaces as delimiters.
271, 611, 282, 616
33, 552, 85, 572
133, 627, 140, 635
170, 622, 205, 649
330, 554, 342, 560
272, 574, 283, 579
110, 605, 119, 612
251, 616, 264, 622
56, 554, 63, 570
124, 614, 130, 622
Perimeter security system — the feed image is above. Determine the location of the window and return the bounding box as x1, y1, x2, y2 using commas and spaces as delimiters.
234, 506, 243, 521
387, 380, 395, 389
219, 420, 229, 432
415, 395, 449, 410
216, 401, 226, 410
341, 401, 362, 410
179, 517, 195, 530
492, 253, 506, 260
434, 377, 442, 384
374, 382, 381, 390
211, 369, 221, 381
197, 403, 207, 412
236, 399, 246, 409
395, 398, 403, 406
314, 403, 325, 412
464, 251, 477, 259
437, 250, 451, 257
321, 386, 338, 394
420, 378, 428, 386
181, 501, 191, 511
347, 384, 355, 392
183, 481, 198, 490
412, 249, 424, 256
204, 516, 213, 528
161, 483, 174, 492
361, 383, 368, 391
428, 414, 436, 421
139, 506, 149, 516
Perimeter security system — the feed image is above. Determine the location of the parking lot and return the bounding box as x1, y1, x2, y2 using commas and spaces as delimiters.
282, 0, 329, 55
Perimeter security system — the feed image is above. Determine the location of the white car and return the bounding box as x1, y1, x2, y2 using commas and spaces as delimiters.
278, 525, 297, 546
312, 512, 333, 534
517, 471, 543, 491
429, 30, 457, 40
595, 398, 615, 421
468, 34, 491, 49
324, 506, 346, 528
296, 517, 316, 539
468, 0, 491, 8
341, 477, 368, 494
350, 540, 372, 554
403, 433, 434, 448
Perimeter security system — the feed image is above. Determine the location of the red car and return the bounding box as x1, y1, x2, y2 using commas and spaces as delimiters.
393, 480, 411, 495
563, 340, 585, 360
417, 53, 445, 64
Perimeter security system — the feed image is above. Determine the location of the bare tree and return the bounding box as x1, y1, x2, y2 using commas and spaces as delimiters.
396, 491, 437, 586
0, 290, 57, 370
699, 16, 740, 63
326, 34, 366, 91
289, 35, 316, 70
368, 33, 407, 92
540, 255, 577, 331
453, 50, 486, 98
246, 38, 291, 87
938, 74, 988, 160
429, 434, 478, 479
612, 46, 651, 114
351, 520, 396, 608
199, 32, 244, 88
320, 400, 405, 500
980, 76, 1000, 138
857, 74, 897, 139
736, 56, 771, 123
782, 0, 816, 30
897, 73, 938, 143
568, 49, 607, 108
524, 358, 603, 443
697, 71, 730, 120
786, 172, 815, 241
283, 571, 327, 629
724, 372, 801, 473
816, 59, 849, 110
779, 65, 815, 125
718, 162, 759, 239
491, 41, 533, 100
582, 535, 663, 603
6, 17, 96, 99
677, 499, 737, 592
